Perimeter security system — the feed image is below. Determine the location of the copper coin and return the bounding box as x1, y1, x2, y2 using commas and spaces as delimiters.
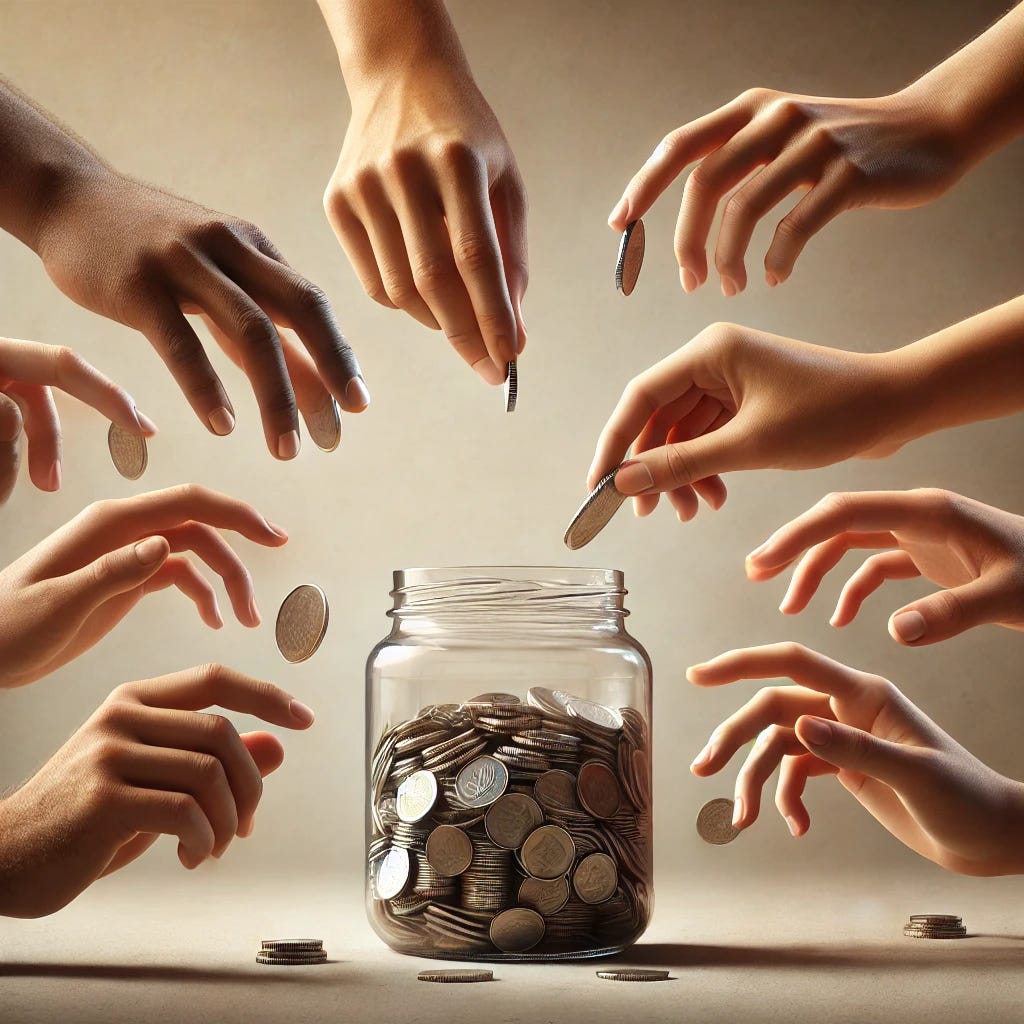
107, 422, 147, 480
615, 218, 645, 296
534, 770, 580, 812
417, 969, 494, 983
596, 969, 669, 982
563, 467, 627, 550
275, 584, 329, 663
489, 908, 545, 953
484, 793, 544, 850
425, 825, 473, 877
520, 825, 576, 880
577, 761, 621, 820
696, 797, 739, 845
518, 875, 570, 917
572, 852, 618, 904
305, 397, 341, 452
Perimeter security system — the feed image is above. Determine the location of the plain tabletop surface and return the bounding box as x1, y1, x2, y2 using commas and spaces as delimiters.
2, 866, 1023, 1024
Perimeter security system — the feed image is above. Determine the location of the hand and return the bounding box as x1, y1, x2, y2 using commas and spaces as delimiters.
587, 322, 906, 521
0, 336, 156, 504
34, 168, 368, 458
746, 489, 1024, 646
325, 62, 527, 385
0, 665, 314, 917
688, 643, 1024, 876
608, 87, 969, 295
0, 484, 287, 689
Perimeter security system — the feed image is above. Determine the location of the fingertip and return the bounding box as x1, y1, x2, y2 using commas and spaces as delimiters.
344, 376, 371, 411
889, 610, 927, 644
608, 197, 629, 228
289, 698, 315, 727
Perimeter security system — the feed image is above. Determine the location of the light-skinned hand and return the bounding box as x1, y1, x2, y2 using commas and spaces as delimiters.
0, 485, 287, 689
0, 336, 156, 504
746, 489, 1024, 646
688, 643, 1024, 877
0, 664, 314, 918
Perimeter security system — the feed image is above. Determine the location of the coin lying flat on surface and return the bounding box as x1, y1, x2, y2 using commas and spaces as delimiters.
615, 219, 645, 296
504, 360, 518, 413
902, 913, 966, 939
563, 467, 627, 550
107, 422, 148, 480
305, 397, 341, 452
596, 969, 670, 982
260, 939, 323, 951
275, 584, 329, 663
696, 797, 739, 845
417, 969, 494, 983
256, 938, 327, 966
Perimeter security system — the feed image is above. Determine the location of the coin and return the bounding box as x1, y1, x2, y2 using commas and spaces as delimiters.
489, 908, 546, 953
275, 584, 329, 663
468, 692, 521, 705
425, 824, 473, 877
518, 875, 570, 916
563, 467, 627, 551
566, 698, 624, 732
417, 969, 494, 983
908, 914, 961, 923
534, 770, 580, 812
107, 422, 147, 480
305, 397, 341, 452
484, 793, 545, 850
577, 761, 621, 820
504, 360, 517, 413
615, 218, 645, 296
573, 852, 618, 905
454, 755, 509, 809
256, 951, 327, 965
520, 825, 576, 880
396, 769, 439, 823
696, 797, 739, 845
596, 969, 669, 982
260, 939, 323, 951
375, 845, 411, 900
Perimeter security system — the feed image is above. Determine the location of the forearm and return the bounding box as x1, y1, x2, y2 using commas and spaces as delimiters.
317, 0, 471, 91
0, 79, 108, 252
901, 3, 1024, 165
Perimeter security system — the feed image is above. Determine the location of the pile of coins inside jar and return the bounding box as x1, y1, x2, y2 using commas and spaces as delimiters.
368, 688, 652, 958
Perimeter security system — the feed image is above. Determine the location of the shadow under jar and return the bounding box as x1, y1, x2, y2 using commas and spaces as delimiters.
366, 567, 653, 961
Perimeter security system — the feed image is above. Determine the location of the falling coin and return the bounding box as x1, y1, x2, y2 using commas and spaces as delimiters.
275, 584, 329, 663
696, 797, 739, 845
563, 467, 627, 550
596, 969, 669, 982
305, 398, 341, 452
615, 219, 645, 296
504, 360, 518, 413
107, 422, 148, 480
417, 969, 494, 983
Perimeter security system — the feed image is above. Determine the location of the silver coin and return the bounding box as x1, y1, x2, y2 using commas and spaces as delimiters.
305, 397, 341, 452
374, 846, 411, 900
260, 939, 323, 951
454, 755, 509, 809
518, 875, 570, 917
484, 793, 545, 850
615, 218, 645, 296
396, 769, 439, 823
425, 824, 473, 877
107, 422, 148, 480
489, 908, 546, 953
504, 360, 518, 413
275, 584, 329, 663
467, 692, 521, 706
520, 825, 576, 880
696, 797, 739, 845
566, 698, 624, 732
577, 761, 621, 820
417, 969, 494, 983
256, 952, 327, 965
908, 914, 961, 923
596, 969, 669, 982
573, 852, 618, 905
563, 467, 627, 551
526, 687, 574, 717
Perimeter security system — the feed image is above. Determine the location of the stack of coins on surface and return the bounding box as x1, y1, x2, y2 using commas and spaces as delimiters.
902, 914, 967, 939
256, 939, 327, 966
368, 689, 652, 959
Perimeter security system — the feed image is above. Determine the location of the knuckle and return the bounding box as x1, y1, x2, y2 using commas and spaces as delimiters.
52, 345, 85, 384
451, 234, 495, 275
664, 443, 697, 488
234, 308, 278, 350
193, 752, 225, 786
622, 377, 657, 418
171, 481, 211, 506
168, 792, 202, 828
931, 588, 965, 626
433, 138, 476, 172
380, 271, 419, 309
816, 491, 853, 520
204, 713, 236, 744
288, 278, 331, 318
739, 86, 775, 108
914, 487, 957, 517
163, 329, 202, 369
778, 640, 810, 663
774, 210, 810, 246
411, 253, 457, 295
364, 280, 393, 307
767, 96, 807, 126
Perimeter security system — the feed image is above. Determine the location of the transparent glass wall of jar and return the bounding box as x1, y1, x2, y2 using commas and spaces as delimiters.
365, 567, 653, 961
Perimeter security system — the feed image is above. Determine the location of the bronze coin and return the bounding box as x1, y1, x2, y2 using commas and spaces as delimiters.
577, 761, 621, 820
425, 825, 474, 877
484, 793, 545, 850
107, 422, 148, 480
489, 908, 545, 953
615, 218, 645, 296
275, 584, 329, 663
520, 825, 576, 880
563, 468, 627, 550
534, 770, 580, 812
518, 875, 570, 917
696, 797, 739, 845
572, 852, 618, 904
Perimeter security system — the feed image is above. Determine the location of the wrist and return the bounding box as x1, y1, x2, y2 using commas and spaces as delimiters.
31, 159, 116, 259
856, 348, 933, 455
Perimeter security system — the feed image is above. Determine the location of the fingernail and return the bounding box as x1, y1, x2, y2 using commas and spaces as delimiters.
680, 267, 699, 293
248, 594, 261, 627
721, 276, 738, 298
208, 406, 235, 436
45, 460, 62, 492
345, 375, 371, 409
801, 717, 832, 747
786, 816, 800, 837
732, 796, 745, 828
614, 460, 654, 496
608, 197, 628, 226
264, 520, 288, 539
277, 430, 300, 460
289, 699, 315, 726
890, 610, 926, 643
239, 816, 255, 839
746, 541, 770, 564
135, 536, 166, 565
765, 272, 779, 288
211, 601, 225, 629
685, 664, 706, 682
472, 357, 504, 386
690, 741, 714, 771
133, 406, 159, 435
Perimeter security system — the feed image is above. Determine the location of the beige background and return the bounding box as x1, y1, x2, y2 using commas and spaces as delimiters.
1, 1, 1024, 1006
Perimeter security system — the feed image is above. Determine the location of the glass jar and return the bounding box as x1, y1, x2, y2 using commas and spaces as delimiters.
365, 567, 653, 961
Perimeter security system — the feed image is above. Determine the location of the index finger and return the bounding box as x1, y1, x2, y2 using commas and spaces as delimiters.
116, 664, 314, 730
686, 642, 871, 700
609, 95, 754, 230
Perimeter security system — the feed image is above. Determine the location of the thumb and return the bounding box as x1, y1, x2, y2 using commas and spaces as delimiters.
888, 576, 1010, 647
795, 715, 925, 791
240, 731, 286, 778
614, 423, 744, 496
55, 535, 170, 617
0, 391, 23, 506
